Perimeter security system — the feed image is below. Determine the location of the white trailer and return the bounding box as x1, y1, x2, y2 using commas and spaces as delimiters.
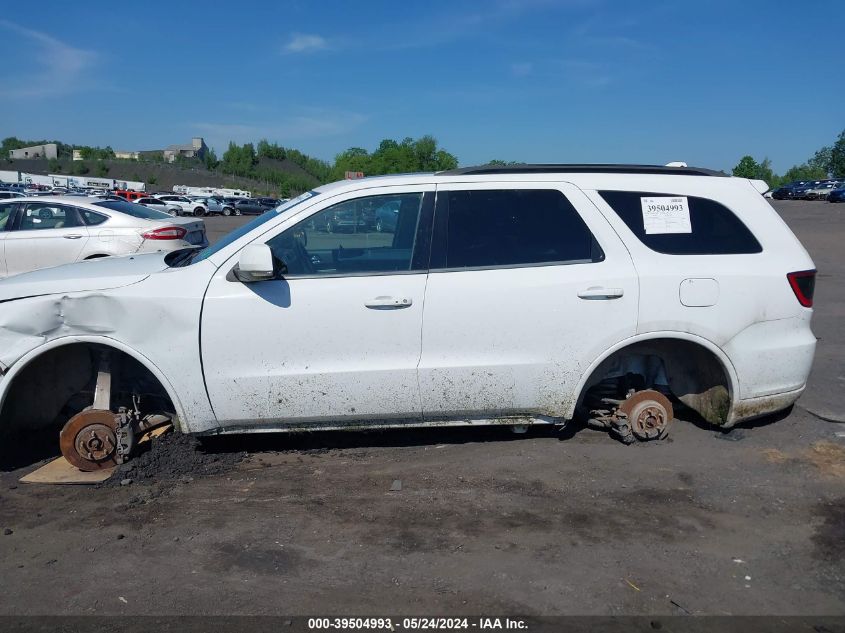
173, 185, 251, 198
0, 170, 20, 184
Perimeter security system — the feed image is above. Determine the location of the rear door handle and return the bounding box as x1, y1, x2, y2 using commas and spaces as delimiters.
578, 287, 624, 300
63, 234, 84, 240
365, 296, 413, 309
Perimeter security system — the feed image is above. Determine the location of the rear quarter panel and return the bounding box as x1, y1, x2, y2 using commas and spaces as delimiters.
580, 176, 815, 400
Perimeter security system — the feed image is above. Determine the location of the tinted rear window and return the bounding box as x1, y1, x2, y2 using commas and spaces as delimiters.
598, 191, 762, 255
94, 199, 172, 220
442, 189, 601, 269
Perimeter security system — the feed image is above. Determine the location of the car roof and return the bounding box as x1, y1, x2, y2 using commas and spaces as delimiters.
309, 163, 740, 198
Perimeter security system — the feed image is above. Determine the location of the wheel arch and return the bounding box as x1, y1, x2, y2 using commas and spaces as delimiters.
0, 335, 190, 434
573, 331, 739, 426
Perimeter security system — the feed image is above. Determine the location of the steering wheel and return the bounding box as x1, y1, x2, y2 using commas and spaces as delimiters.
38, 208, 53, 220
270, 233, 315, 275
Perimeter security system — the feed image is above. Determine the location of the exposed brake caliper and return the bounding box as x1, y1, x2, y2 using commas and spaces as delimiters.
588, 388, 674, 445
58, 350, 167, 472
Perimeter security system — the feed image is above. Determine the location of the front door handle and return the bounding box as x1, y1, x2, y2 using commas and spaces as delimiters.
365, 296, 413, 309
578, 287, 624, 300
63, 234, 84, 240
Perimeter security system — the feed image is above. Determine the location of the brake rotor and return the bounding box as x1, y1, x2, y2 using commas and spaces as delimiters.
59, 409, 120, 471
618, 390, 674, 441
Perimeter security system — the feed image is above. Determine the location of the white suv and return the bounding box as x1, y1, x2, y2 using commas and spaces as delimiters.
153, 194, 208, 217
0, 165, 817, 469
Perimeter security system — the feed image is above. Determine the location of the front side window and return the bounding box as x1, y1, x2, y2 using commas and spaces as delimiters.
439, 189, 600, 269
18, 203, 83, 231
598, 191, 762, 255
266, 193, 425, 276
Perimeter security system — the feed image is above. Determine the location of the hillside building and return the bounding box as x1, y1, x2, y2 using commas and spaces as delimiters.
8, 143, 58, 160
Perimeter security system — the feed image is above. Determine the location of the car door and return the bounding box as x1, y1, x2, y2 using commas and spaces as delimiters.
418, 181, 639, 421
200, 184, 435, 427
3, 202, 91, 276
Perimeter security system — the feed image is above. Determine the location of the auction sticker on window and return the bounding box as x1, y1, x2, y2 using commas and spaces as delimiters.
640, 196, 692, 234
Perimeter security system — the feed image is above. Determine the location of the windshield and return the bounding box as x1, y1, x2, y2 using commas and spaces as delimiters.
189, 190, 321, 264
94, 199, 173, 220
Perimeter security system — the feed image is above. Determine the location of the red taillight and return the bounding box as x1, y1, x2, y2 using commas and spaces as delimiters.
787, 270, 816, 307
141, 226, 188, 241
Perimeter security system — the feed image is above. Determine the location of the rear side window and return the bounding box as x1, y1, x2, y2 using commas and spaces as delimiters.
0, 203, 16, 230
80, 209, 108, 225
599, 191, 762, 255
440, 189, 600, 269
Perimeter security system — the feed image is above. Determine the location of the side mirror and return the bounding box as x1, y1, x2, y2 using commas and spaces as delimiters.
235, 244, 281, 283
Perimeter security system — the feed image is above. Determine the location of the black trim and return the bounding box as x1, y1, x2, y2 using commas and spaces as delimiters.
429, 190, 449, 270
410, 191, 435, 271
438, 164, 727, 177
0, 202, 20, 232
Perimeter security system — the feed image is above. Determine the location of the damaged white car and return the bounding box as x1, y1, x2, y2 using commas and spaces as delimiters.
0, 165, 817, 470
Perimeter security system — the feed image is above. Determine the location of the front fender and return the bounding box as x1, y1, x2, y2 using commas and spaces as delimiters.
0, 335, 191, 434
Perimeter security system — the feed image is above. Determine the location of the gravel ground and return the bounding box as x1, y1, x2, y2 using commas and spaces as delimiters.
0, 199, 842, 617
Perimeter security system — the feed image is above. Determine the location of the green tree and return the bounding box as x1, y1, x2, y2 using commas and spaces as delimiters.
732, 155, 760, 179
147, 175, 157, 185
72, 161, 89, 175
79, 146, 114, 160
48, 158, 61, 172
257, 139, 287, 161
808, 146, 832, 177
204, 148, 219, 170
830, 128, 845, 178
221, 142, 257, 177
781, 163, 827, 183
331, 136, 458, 180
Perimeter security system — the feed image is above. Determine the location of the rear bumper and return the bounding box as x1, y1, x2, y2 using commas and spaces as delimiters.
722, 315, 816, 399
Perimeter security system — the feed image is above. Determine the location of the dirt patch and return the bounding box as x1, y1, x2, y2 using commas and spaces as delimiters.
803, 441, 845, 478
762, 447, 791, 464
106, 432, 246, 484
761, 442, 845, 477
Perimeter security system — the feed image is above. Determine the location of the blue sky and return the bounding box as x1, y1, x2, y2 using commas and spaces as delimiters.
0, 0, 842, 173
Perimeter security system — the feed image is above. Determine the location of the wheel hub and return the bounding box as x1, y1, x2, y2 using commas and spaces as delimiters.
618, 390, 674, 441
60, 410, 120, 471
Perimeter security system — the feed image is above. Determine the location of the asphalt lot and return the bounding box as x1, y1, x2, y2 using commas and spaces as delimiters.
0, 199, 843, 617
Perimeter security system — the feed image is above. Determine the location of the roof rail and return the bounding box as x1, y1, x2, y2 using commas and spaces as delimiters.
438, 164, 727, 177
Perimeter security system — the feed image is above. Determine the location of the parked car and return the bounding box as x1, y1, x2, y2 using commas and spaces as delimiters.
373, 200, 401, 232
153, 195, 207, 217
0, 164, 819, 470
231, 198, 269, 215
135, 197, 180, 216
791, 181, 829, 199
193, 196, 234, 216
322, 199, 374, 232
804, 182, 842, 200
255, 197, 279, 208
0, 196, 207, 279
827, 186, 845, 203
771, 182, 805, 199
0, 191, 25, 199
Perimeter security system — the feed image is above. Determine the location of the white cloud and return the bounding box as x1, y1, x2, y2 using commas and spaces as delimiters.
284, 33, 328, 53
0, 20, 98, 97
192, 109, 367, 148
